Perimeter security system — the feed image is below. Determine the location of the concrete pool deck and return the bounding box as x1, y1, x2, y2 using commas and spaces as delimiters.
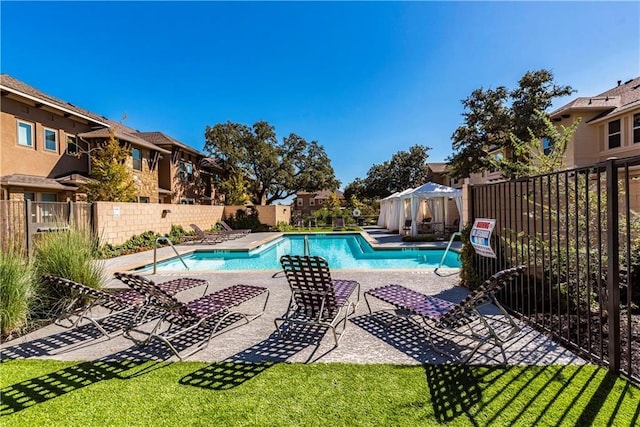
1, 229, 584, 367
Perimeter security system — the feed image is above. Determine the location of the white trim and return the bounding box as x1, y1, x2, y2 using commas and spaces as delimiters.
1, 84, 110, 127
16, 120, 34, 147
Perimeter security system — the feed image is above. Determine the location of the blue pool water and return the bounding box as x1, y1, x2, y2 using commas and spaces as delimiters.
138, 233, 461, 272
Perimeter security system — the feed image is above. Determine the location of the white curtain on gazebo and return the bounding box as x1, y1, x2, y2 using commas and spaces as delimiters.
406, 182, 463, 237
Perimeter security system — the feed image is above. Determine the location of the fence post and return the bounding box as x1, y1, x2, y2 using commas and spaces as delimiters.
68, 201, 74, 226
25, 199, 33, 254
606, 158, 620, 373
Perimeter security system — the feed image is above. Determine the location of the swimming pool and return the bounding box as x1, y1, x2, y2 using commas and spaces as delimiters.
137, 233, 461, 272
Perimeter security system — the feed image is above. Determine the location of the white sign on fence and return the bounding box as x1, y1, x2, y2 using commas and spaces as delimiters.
113, 206, 120, 218
470, 218, 496, 258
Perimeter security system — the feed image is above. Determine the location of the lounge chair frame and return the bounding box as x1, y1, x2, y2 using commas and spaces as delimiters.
115, 273, 269, 360
276, 255, 360, 346
190, 224, 226, 244
219, 220, 251, 238
44, 275, 148, 339
364, 266, 526, 362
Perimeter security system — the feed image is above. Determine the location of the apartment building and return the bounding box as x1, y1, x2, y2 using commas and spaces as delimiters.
0, 74, 220, 204
1, 74, 107, 201
293, 189, 344, 217
137, 132, 225, 204
549, 77, 640, 167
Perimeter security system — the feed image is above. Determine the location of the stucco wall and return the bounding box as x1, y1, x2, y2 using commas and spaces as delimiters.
1, 97, 91, 178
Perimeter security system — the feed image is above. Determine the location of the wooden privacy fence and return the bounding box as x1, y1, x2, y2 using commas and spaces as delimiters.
0, 200, 92, 251
469, 155, 640, 384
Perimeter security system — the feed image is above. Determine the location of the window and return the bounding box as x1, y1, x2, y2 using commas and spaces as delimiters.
297, 198, 303, 206
17, 121, 33, 147
318, 199, 323, 205
132, 148, 142, 170
542, 137, 554, 156
44, 129, 57, 152
489, 153, 503, 173
138, 197, 150, 203
633, 113, 640, 144
41, 193, 57, 202
608, 119, 621, 149
309, 199, 315, 206
180, 198, 195, 204
179, 162, 194, 182
66, 135, 79, 155
23, 192, 35, 201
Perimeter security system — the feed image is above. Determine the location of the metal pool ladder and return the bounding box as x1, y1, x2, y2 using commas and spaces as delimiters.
153, 236, 189, 274
303, 234, 311, 256
434, 232, 461, 274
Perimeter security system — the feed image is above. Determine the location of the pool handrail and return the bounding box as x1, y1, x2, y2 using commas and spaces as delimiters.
153, 236, 189, 274
434, 232, 461, 275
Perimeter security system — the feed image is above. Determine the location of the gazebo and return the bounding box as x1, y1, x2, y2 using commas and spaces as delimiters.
403, 182, 462, 237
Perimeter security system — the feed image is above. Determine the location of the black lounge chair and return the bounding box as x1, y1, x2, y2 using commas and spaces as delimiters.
364, 265, 526, 362
189, 224, 226, 244
43, 275, 147, 339
276, 255, 360, 346
115, 273, 269, 360
219, 220, 251, 239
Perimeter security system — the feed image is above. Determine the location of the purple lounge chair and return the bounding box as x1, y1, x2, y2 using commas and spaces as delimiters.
44, 275, 147, 339
115, 273, 269, 360
276, 255, 360, 346
44, 275, 210, 339
364, 265, 526, 362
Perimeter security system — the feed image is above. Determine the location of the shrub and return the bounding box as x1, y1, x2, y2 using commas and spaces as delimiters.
459, 223, 484, 290
223, 209, 269, 232
0, 241, 35, 338
97, 225, 195, 259
32, 227, 104, 317
275, 221, 295, 232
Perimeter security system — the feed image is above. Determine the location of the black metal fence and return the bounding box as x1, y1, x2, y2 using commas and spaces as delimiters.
470, 156, 639, 384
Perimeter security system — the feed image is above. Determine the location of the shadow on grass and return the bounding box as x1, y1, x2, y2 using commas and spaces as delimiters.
0, 313, 247, 415
424, 364, 483, 422
430, 364, 640, 426
0, 342, 172, 415
180, 325, 326, 390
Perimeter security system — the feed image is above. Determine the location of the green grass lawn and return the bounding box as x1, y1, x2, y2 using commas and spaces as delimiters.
1, 361, 638, 426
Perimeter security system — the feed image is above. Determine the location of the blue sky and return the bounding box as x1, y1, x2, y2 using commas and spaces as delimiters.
2, 1, 639, 192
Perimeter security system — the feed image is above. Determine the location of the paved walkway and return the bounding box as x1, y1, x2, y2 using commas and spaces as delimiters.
1, 229, 583, 366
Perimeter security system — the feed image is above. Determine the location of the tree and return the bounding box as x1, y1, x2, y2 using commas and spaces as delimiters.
83, 131, 137, 202
493, 111, 581, 178
346, 144, 432, 200
448, 69, 574, 180
204, 121, 339, 205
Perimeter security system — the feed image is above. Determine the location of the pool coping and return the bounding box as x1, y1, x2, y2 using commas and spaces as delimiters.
114, 230, 462, 275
